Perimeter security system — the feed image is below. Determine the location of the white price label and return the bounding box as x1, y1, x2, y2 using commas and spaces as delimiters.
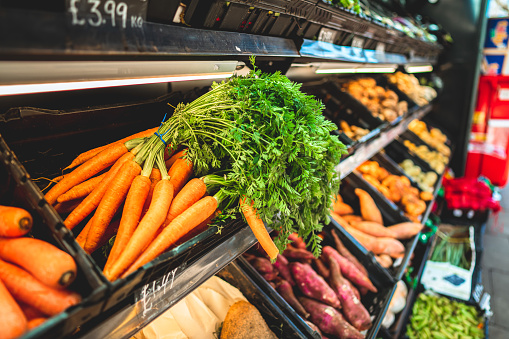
135, 266, 180, 317
351, 36, 365, 49
499, 88, 509, 101
318, 28, 337, 44
376, 42, 385, 55
66, 0, 147, 29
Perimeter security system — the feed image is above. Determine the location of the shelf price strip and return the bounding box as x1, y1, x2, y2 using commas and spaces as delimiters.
66, 0, 147, 29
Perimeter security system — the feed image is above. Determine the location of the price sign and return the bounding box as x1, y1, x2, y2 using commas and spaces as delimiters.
318, 28, 337, 44
66, 0, 147, 29
351, 37, 365, 49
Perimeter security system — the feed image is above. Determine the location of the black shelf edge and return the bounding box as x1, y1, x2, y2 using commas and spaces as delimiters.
0, 8, 300, 59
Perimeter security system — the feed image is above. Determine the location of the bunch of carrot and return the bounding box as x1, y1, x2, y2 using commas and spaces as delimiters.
0, 205, 81, 339
44, 126, 277, 281
330, 189, 423, 268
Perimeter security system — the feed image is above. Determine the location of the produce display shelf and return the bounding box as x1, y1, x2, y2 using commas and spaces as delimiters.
75, 224, 259, 339
336, 103, 432, 179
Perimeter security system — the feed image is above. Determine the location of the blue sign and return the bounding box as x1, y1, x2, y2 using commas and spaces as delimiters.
485, 18, 509, 49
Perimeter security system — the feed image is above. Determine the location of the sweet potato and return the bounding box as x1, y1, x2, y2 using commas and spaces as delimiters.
312, 258, 330, 279
298, 297, 364, 339
343, 225, 405, 258
342, 215, 363, 225
355, 188, 383, 224
261, 271, 279, 282
330, 229, 368, 277
250, 257, 274, 274
283, 247, 315, 261
322, 246, 377, 293
288, 233, 307, 249
349, 221, 397, 238
345, 279, 361, 300
275, 279, 310, 319
290, 262, 340, 308
386, 222, 423, 239
273, 255, 295, 286
328, 255, 372, 331
305, 321, 322, 337
332, 201, 354, 216
375, 254, 393, 268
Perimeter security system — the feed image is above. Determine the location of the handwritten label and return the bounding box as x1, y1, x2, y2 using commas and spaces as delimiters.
135, 266, 181, 317
318, 28, 337, 44
66, 0, 147, 29
351, 37, 365, 49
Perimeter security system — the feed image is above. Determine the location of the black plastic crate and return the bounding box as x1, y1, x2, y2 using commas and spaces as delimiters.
384, 139, 438, 178
238, 221, 397, 339
0, 135, 108, 339
333, 174, 418, 282
217, 260, 317, 338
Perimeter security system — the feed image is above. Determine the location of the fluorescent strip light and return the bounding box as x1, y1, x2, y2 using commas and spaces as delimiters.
315, 68, 357, 74
315, 67, 396, 74
406, 65, 433, 73
0, 73, 232, 96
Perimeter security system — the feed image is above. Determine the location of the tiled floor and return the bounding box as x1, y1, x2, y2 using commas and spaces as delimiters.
482, 185, 509, 339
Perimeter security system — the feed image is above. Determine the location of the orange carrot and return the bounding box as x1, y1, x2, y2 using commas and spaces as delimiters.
0, 206, 32, 237
64, 151, 134, 230
66, 127, 158, 170
0, 238, 77, 289
0, 259, 81, 316
162, 178, 207, 227
56, 173, 106, 203
85, 218, 121, 255
28, 317, 47, 330
75, 217, 93, 248
84, 159, 141, 254
103, 175, 151, 274
354, 188, 383, 224
241, 197, 279, 260
143, 168, 162, 212
54, 198, 84, 215
45, 142, 129, 205
164, 149, 187, 169
175, 210, 220, 247
18, 301, 44, 321
105, 179, 174, 281
168, 158, 193, 195
0, 277, 28, 338
121, 195, 217, 279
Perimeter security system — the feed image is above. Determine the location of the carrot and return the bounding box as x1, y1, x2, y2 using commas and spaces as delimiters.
28, 317, 47, 330
0, 238, 77, 289
84, 217, 121, 255
354, 188, 383, 224
168, 158, 193, 194
143, 168, 162, 213
66, 127, 158, 170
175, 209, 220, 247
0, 206, 32, 237
0, 259, 81, 316
54, 198, 84, 215
56, 173, 106, 203
162, 178, 207, 227
386, 222, 423, 239
18, 301, 44, 320
164, 149, 187, 169
84, 159, 141, 254
349, 221, 397, 238
342, 224, 405, 258
0, 277, 28, 338
75, 217, 93, 248
105, 179, 174, 281
241, 197, 279, 261
120, 195, 218, 279
45, 142, 129, 205
103, 175, 151, 274
64, 151, 134, 230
